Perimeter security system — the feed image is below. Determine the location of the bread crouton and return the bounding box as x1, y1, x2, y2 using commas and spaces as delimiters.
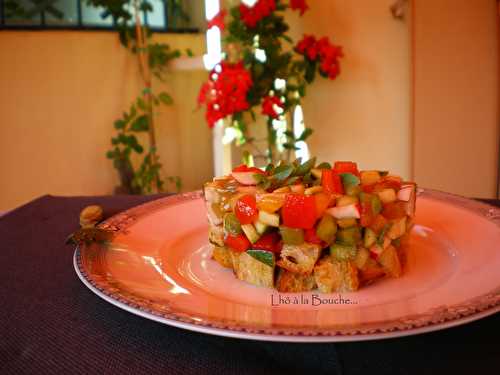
358, 258, 385, 285
378, 245, 402, 277
208, 225, 225, 247
313, 256, 359, 293
211, 246, 233, 269
230, 251, 274, 288
276, 269, 316, 292
276, 243, 321, 274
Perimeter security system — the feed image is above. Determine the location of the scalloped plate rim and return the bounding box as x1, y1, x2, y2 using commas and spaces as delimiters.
73, 189, 500, 342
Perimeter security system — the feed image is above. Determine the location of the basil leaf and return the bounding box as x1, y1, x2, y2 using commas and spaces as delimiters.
316, 162, 332, 169
293, 157, 316, 176
272, 164, 294, 181
247, 249, 275, 267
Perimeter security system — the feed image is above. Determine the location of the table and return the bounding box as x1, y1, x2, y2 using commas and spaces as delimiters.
1, 194, 499, 374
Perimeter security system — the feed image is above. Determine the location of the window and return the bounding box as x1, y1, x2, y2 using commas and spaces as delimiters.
0, 0, 205, 32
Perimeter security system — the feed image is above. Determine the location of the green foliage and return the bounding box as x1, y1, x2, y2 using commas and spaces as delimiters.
85, 0, 184, 194
254, 157, 318, 190
220, 1, 324, 164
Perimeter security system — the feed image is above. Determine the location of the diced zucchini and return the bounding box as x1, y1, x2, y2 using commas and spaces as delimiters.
378, 188, 397, 204
330, 243, 357, 261
241, 224, 260, 243
345, 185, 362, 197
246, 249, 275, 267
387, 217, 406, 239
340, 173, 360, 190
223, 212, 242, 235
254, 220, 268, 235
258, 210, 280, 227
279, 226, 304, 245
336, 227, 361, 246
316, 214, 337, 244
371, 195, 382, 215
337, 218, 357, 228
364, 228, 377, 248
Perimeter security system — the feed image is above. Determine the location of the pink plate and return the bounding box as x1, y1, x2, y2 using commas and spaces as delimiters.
74, 190, 500, 342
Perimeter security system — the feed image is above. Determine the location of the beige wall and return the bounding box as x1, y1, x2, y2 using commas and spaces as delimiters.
412, 0, 499, 198
289, 0, 411, 179
0, 31, 212, 211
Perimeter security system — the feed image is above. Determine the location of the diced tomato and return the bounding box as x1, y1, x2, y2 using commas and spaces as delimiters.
361, 184, 376, 193
304, 228, 324, 246
322, 169, 344, 194
235, 194, 258, 224
369, 214, 388, 234
382, 201, 407, 220
232, 164, 266, 175
282, 194, 317, 229
360, 199, 374, 227
333, 161, 360, 176
314, 192, 333, 218
252, 232, 281, 253
224, 233, 251, 252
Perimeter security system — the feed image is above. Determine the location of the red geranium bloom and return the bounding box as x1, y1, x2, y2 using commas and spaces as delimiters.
207, 9, 226, 31
262, 95, 284, 119
198, 61, 253, 128
290, 0, 309, 16
316, 37, 343, 80
239, 0, 276, 28
295, 34, 319, 60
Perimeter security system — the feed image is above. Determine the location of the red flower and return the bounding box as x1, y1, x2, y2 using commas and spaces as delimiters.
239, 0, 276, 28
207, 9, 226, 31
198, 61, 253, 128
290, 0, 309, 16
316, 37, 343, 80
262, 95, 284, 119
295, 35, 343, 80
295, 35, 318, 60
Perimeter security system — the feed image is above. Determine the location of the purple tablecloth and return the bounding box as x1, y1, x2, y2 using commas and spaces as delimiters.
0, 194, 498, 374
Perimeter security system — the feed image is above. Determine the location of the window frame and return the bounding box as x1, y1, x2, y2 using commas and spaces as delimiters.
0, 0, 199, 33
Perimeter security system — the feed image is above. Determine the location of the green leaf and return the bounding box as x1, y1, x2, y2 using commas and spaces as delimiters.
114, 119, 126, 130
130, 115, 149, 132
137, 97, 147, 111
158, 92, 173, 105
297, 128, 313, 141
293, 157, 316, 176
377, 224, 391, 245
316, 162, 332, 169
340, 173, 360, 188
106, 150, 115, 159
246, 249, 274, 267
272, 164, 294, 181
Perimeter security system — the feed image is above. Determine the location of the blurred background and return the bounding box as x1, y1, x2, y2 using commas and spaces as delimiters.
0, 0, 499, 211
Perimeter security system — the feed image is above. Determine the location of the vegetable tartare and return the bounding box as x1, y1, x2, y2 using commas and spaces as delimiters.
203, 159, 417, 293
